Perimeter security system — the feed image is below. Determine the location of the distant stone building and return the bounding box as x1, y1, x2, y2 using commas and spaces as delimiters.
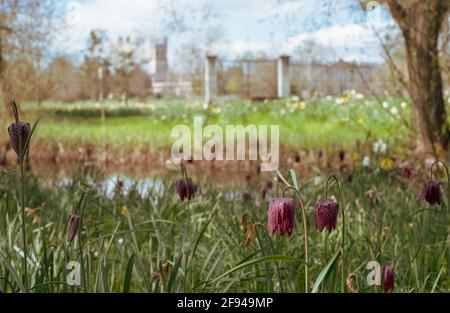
149, 39, 380, 100
150, 38, 168, 82
150, 39, 194, 97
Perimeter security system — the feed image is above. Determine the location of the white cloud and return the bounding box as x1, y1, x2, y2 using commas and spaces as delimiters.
54, 0, 388, 65
209, 41, 272, 58
55, 0, 163, 56
280, 23, 386, 63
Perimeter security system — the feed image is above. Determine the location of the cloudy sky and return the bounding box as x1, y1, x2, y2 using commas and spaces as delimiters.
56, 0, 390, 70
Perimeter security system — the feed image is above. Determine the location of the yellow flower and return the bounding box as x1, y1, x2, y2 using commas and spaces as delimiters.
357, 118, 364, 125
380, 158, 393, 170
120, 206, 128, 216
300, 101, 306, 110
343, 94, 351, 103
341, 117, 349, 123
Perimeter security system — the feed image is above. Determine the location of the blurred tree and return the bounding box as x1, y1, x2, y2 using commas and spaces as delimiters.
128, 67, 152, 100
1, 58, 38, 102
80, 29, 111, 101
0, 0, 62, 109
157, 0, 223, 94
110, 36, 146, 105
269, 0, 450, 155
48, 57, 82, 102
384, 0, 450, 154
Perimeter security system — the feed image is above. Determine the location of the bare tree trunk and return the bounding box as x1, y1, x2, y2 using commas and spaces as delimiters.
386, 0, 450, 155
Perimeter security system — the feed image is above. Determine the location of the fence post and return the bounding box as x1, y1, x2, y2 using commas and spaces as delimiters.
277, 55, 290, 98
205, 55, 217, 105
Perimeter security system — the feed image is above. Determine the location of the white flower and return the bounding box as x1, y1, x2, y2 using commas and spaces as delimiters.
390, 107, 398, 115
117, 238, 124, 245
291, 95, 300, 102
356, 93, 364, 100
335, 97, 345, 105
362, 156, 370, 167
313, 176, 323, 186
93, 251, 99, 258
373, 139, 387, 154
382, 101, 389, 108
425, 158, 435, 167
400, 102, 407, 108
326, 95, 332, 101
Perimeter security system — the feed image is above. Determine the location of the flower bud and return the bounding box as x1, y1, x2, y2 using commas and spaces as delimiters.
268, 197, 295, 236
314, 199, 339, 232
8, 122, 30, 158
176, 178, 196, 201
417, 180, 441, 205
383, 265, 394, 293
66, 211, 81, 243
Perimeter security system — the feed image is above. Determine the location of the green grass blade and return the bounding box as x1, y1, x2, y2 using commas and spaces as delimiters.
167, 253, 183, 292
276, 169, 291, 187
123, 255, 135, 293
210, 255, 303, 284
289, 169, 299, 190
0, 251, 26, 292
20, 116, 42, 163
312, 249, 341, 293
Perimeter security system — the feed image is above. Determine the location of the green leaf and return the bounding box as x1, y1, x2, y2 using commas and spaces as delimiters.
0, 251, 26, 292
210, 255, 303, 284
431, 265, 445, 293
20, 117, 42, 163
123, 255, 135, 293
191, 204, 218, 258
289, 169, 299, 190
312, 249, 341, 293
276, 169, 291, 187
167, 253, 183, 292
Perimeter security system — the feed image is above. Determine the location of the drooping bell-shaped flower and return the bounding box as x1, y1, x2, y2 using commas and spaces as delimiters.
176, 178, 196, 201
314, 199, 339, 232
8, 101, 30, 158
268, 197, 295, 236
400, 165, 413, 179
242, 192, 251, 202
417, 181, 441, 205
383, 265, 394, 293
339, 149, 345, 162
66, 211, 81, 243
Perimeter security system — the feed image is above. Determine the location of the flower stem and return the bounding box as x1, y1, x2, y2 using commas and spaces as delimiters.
283, 186, 309, 292
326, 175, 346, 293
77, 193, 88, 292
430, 160, 450, 212
20, 159, 28, 292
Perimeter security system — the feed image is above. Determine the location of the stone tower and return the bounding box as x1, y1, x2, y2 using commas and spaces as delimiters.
150, 38, 168, 82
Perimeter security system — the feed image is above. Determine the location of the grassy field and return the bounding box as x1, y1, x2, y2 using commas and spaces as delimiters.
0, 163, 449, 292
0, 95, 449, 293
9, 94, 412, 151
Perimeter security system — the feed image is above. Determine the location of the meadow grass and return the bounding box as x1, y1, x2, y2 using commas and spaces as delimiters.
0, 164, 448, 292
0, 95, 449, 293
7, 95, 411, 151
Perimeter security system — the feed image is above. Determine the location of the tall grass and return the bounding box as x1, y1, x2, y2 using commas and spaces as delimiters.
0, 163, 448, 292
